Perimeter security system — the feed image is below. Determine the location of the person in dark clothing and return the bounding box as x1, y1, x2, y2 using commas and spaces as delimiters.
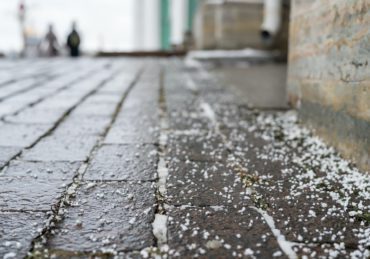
45, 24, 59, 56
67, 22, 81, 57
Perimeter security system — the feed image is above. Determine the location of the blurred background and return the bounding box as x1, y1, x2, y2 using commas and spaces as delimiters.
0, 0, 289, 58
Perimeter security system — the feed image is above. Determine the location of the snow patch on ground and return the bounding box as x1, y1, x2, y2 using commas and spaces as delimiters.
157, 158, 169, 196
200, 102, 217, 125
152, 214, 168, 245
252, 206, 298, 259
186, 48, 279, 61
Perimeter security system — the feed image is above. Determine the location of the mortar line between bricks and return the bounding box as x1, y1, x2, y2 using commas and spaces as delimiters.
193, 65, 299, 258
0, 74, 57, 102
82, 179, 157, 183
185, 66, 300, 258
0, 64, 55, 90
0, 66, 120, 173
27, 65, 145, 257
148, 65, 170, 255
0, 65, 105, 121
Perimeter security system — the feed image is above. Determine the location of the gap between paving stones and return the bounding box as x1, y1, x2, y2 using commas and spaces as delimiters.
0, 63, 103, 121
0, 73, 57, 102
183, 70, 299, 259
192, 67, 369, 258
0, 63, 136, 258
0, 67, 120, 173
139, 66, 171, 258
27, 67, 144, 257
201, 103, 298, 259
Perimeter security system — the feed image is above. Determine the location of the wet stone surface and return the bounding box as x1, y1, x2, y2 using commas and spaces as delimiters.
105, 124, 159, 145
167, 160, 250, 207
166, 206, 283, 258
0, 59, 369, 258
0, 211, 47, 258
0, 161, 81, 180
47, 181, 156, 253
56, 116, 112, 137
84, 144, 158, 181
0, 146, 20, 168
218, 110, 370, 258
104, 108, 159, 145
0, 176, 68, 211
70, 102, 118, 118
5, 108, 67, 124
167, 109, 212, 131
167, 133, 228, 162
22, 135, 99, 162
0, 122, 51, 147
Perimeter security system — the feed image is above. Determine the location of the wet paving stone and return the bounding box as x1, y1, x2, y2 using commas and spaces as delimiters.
0, 176, 68, 211
0, 122, 51, 147
0, 211, 47, 258
82, 93, 122, 104
1, 161, 81, 180
167, 133, 228, 162
252, 176, 366, 250
218, 110, 370, 257
166, 206, 283, 258
123, 96, 159, 110
115, 107, 159, 124
44, 250, 142, 259
202, 90, 246, 106
47, 181, 155, 253
84, 144, 157, 181
116, 98, 147, 111
104, 128, 159, 145
165, 95, 198, 113
167, 109, 212, 131
22, 135, 99, 162
5, 108, 67, 124
0, 59, 369, 258
105, 115, 159, 145
212, 103, 255, 128
0, 146, 21, 168
70, 102, 118, 118
55, 116, 112, 137
167, 160, 251, 207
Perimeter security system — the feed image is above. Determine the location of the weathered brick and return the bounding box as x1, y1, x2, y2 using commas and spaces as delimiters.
288, 0, 370, 172
0, 146, 21, 168
1, 161, 81, 180
84, 144, 157, 181
167, 207, 283, 258
0, 211, 47, 258
0, 177, 67, 211
167, 133, 228, 162
47, 181, 155, 252
22, 135, 98, 162
167, 160, 250, 207
0, 123, 51, 147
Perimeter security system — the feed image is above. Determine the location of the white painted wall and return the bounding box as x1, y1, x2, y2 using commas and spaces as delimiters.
170, 0, 187, 46
142, 0, 161, 51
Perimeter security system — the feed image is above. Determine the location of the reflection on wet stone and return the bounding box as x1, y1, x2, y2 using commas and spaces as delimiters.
84, 144, 158, 181
47, 181, 155, 253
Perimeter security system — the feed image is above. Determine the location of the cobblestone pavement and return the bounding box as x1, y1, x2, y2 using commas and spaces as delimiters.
0, 58, 369, 259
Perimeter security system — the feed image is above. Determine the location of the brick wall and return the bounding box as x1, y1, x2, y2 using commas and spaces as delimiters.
287, 0, 370, 171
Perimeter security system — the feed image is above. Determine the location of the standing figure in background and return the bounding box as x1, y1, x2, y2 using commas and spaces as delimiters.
67, 22, 81, 57
44, 24, 58, 56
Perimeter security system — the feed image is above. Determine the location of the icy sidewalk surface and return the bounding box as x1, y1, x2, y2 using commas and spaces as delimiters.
0, 58, 368, 258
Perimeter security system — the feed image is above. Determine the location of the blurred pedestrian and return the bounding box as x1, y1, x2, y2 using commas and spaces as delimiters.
67, 22, 81, 57
44, 24, 59, 56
